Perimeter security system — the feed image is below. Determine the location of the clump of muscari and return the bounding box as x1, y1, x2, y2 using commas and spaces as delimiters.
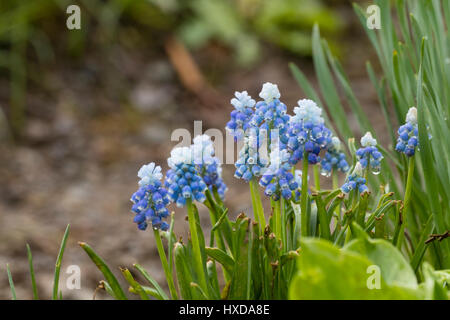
191, 135, 228, 199
259, 148, 298, 200
320, 137, 349, 177
341, 162, 369, 194
234, 129, 268, 182
395, 107, 419, 157
165, 147, 207, 207
226, 91, 256, 140
284, 99, 332, 165
250, 83, 290, 136
130, 163, 170, 231
356, 132, 383, 175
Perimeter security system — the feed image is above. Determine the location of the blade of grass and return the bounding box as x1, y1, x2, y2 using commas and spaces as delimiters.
52, 224, 70, 300
26, 244, 38, 300
6, 264, 16, 300
79, 241, 127, 300
133, 263, 169, 300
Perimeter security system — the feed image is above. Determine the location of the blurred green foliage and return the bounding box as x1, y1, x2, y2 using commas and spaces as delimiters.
154, 0, 345, 65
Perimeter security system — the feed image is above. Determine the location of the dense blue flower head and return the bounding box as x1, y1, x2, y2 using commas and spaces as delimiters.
234, 128, 268, 182
191, 135, 228, 200
320, 137, 349, 177
341, 162, 369, 194
395, 107, 419, 157
259, 148, 297, 200
249, 83, 290, 137
283, 99, 332, 165
165, 147, 207, 207
356, 132, 383, 175
226, 91, 256, 140
130, 163, 170, 231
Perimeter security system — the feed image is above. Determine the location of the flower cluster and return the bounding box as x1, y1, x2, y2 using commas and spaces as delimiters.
320, 137, 349, 176
341, 162, 368, 194
395, 107, 419, 157
130, 163, 170, 231
226, 91, 256, 140
191, 135, 228, 200
356, 132, 383, 175
283, 99, 332, 165
259, 148, 297, 200
165, 147, 208, 207
235, 129, 268, 182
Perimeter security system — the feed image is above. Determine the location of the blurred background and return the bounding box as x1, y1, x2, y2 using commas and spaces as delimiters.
0, 0, 382, 299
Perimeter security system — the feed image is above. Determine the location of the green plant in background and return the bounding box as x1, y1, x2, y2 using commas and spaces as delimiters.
5, 225, 70, 300
154, 0, 344, 65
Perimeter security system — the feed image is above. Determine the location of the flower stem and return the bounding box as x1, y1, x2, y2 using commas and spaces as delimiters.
396, 156, 415, 249
153, 229, 178, 300
313, 165, 320, 191
332, 170, 338, 190
273, 199, 282, 239
186, 199, 208, 294
300, 152, 309, 238
249, 178, 266, 232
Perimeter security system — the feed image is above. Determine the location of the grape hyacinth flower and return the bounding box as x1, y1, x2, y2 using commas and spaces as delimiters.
395, 107, 419, 157
130, 163, 170, 231
226, 91, 256, 140
341, 162, 369, 194
234, 129, 268, 182
259, 148, 298, 200
356, 132, 383, 175
250, 83, 290, 137
284, 99, 332, 165
320, 137, 349, 177
191, 135, 228, 200
165, 147, 207, 207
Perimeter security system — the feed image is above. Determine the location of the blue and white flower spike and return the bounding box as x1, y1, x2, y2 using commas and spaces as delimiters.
356, 132, 383, 175
250, 83, 290, 137
259, 147, 297, 200
130, 162, 170, 231
191, 135, 228, 200
234, 129, 268, 182
320, 137, 349, 177
395, 107, 419, 157
165, 147, 207, 207
285, 99, 332, 165
341, 162, 369, 194
226, 91, 256, 140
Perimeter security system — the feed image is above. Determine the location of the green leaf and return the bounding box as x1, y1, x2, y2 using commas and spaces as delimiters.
420, 263, 448, 300
121, 268, 149, 300
344, 226, 418, 289
289, 238, 420, 299
53, 224, 70, 300
79, 242, 127, 300
26, 244, 38, 300
6, 264, 16, 300
205, 247, 234, 275
133, 263, 169, 300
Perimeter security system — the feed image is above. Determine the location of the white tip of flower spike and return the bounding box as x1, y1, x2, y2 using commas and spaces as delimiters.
292, 99, 324, 126
231, 91, 255, 112
192, 134, 215, 165
259, 82, 280, 102
168, 146, 193, 168
138, 162, 163, 186
361, 132, 377, 147
405, 107, 418, 125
